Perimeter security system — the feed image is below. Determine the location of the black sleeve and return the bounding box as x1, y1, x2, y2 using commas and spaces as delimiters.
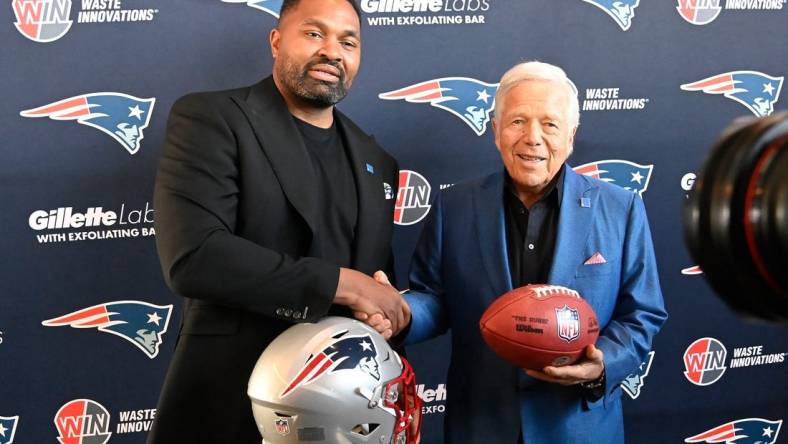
153, 93, 336, 322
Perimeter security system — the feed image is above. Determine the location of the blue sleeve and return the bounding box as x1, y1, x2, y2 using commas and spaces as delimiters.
403, 192, 450, 345
595, 194, 668, 401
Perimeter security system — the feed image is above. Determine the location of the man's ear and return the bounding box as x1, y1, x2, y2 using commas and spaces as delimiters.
492, 119, 502, 153
270, 28, 280, 59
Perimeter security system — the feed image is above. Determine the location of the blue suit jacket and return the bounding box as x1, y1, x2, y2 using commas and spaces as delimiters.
404, 166, 667, 444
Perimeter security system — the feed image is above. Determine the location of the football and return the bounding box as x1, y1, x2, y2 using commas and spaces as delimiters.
479, 284, 600, 370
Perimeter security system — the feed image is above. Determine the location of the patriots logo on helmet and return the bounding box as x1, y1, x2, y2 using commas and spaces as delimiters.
280, 332, 380, 398
574, 160, 654, 196
42, 301, 172, 359
221, 0, 282, 18
685, 418, 782, 443
20, 92, 155, 154
681, 71, 783, 118
582, 0, 640, 31
0, 416, 19, 444
379, 77, 499, 136
621, 351, 654, 399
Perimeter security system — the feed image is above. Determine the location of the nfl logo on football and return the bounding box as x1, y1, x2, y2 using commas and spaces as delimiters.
556, 305, 580, 342
275, 418, 290, 436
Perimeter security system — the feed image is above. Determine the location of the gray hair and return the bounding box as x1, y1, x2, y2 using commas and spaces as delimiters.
493, 61, 580, 128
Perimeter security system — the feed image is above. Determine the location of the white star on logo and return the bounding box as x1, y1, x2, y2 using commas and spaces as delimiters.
128, 105, 144, 120
763, 82, 775, 96
477, 89, 491, 103
631, 171, 644, 184
763, 426, 774, 438
0, 422, 7, 436
147, 312, 162, 326
360, 340, 372, 351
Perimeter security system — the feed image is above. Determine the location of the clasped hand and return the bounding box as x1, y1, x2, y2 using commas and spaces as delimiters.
335, 268, 410, 339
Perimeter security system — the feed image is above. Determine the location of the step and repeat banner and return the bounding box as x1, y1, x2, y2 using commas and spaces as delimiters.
2, 1, 786, 443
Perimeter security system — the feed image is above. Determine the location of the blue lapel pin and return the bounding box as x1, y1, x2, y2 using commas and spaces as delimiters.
366, 163, 375, 174
580, 197, 591, 208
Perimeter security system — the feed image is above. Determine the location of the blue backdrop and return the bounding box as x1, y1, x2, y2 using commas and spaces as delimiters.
2, 0, 787, 443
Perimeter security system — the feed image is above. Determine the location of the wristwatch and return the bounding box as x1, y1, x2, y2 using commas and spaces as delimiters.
580, 369, 606, 390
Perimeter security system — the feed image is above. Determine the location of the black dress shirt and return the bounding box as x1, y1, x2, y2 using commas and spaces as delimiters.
504, 165, 565, 287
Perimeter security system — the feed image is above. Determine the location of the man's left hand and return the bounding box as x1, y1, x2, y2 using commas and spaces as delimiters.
525, 344, 604, 386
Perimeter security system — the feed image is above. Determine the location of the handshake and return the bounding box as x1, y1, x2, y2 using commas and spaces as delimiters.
334, 268, 411, 339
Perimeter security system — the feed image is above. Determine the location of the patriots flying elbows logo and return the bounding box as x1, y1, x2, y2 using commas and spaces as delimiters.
574, 160, 653, 196
582, 0, 640, 31
280, 332, 380, 398
379, 77, 499, 136
20, 93, 155, 154
0, 416, 19, 444
221, 0, 282, 17
42, 301, 172, 358
685, 418, 782, 444
621, 351, 654, 399
681, 71, 783, 118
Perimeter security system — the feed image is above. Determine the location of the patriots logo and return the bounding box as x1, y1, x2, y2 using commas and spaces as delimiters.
20, 92, 155, 154
685, 418, 782, 443
42, 301, 172, 358
582, 0, 640, 31
681, 71, 783, 118
621, 351, 654, 399
574, 160, 653, 196
280, 331, 380, 398
221, 0, 282, 18
379, 77, 499, 136
0, 416, 19, 444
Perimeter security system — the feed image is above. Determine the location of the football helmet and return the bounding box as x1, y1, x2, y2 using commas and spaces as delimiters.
248, 316, 421, 444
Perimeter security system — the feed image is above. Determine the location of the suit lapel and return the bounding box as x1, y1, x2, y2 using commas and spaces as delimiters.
474, 172, 513, 301
336, 113, 385, 271
548, 166, 598, 287
236, 77, 319, 238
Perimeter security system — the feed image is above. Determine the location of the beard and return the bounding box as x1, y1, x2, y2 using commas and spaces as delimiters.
276, 56, 350, 108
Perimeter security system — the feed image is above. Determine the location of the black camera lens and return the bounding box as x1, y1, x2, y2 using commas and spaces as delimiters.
684, 112, 788, 321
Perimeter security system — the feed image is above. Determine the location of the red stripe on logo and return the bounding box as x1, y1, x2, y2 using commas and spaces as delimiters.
281, 352, 327, 397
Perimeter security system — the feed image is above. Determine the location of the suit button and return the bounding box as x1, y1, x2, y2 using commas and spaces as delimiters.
275, 308, 284, 316
284, 309, 293, 317
294, 311, 302, 319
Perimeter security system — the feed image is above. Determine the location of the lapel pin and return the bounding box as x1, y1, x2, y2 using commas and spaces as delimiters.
365, 163, 375, 174
580, 197, 591, 208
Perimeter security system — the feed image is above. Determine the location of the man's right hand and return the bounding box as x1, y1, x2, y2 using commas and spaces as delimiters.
334, 268, 410, 339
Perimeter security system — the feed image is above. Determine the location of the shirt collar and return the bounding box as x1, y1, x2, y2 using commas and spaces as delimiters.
504, 163, 566, 207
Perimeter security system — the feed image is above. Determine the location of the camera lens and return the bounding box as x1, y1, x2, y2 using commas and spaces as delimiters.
684, 112, 788, 321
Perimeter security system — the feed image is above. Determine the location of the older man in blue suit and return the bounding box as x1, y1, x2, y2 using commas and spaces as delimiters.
371, 61, 667, 443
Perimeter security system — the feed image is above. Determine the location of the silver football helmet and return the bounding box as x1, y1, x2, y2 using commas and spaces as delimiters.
248, 316, 421, 444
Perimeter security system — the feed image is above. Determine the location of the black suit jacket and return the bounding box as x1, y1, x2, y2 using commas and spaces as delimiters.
148, 76, 399, 443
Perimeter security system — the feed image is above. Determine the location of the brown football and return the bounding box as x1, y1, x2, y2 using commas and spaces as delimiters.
479, 284, 600, 370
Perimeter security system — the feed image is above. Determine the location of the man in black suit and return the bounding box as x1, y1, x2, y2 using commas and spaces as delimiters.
147, 1, 409, 442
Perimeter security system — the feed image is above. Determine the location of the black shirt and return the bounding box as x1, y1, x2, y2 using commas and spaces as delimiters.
293, 116, 358, 268
504, 164, 565, 287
